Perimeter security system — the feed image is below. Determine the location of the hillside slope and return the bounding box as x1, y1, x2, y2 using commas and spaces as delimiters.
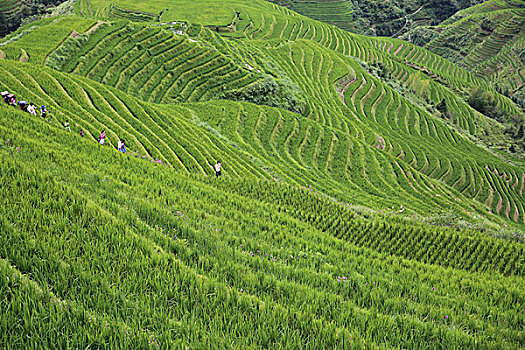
10, 3, 521, 224
1, 64, 524, 349
405, 0, 525, 106
0, 0, 524, 348
268, 0, 484, 36
75, 0, 524, 131
0, 58, 494, 223
3, 18, 525, 226
46, 20, 261, 104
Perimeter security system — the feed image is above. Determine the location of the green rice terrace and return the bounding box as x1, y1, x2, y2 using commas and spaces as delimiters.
0, 0, 524, 348
406, 0, 525, 106
268, 0, 486, 36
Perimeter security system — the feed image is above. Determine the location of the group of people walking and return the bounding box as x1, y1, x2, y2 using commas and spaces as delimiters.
3, 90, 225, 177
2, 90, 127, 153
2, 91, 50, 119
96, 130, 126, 153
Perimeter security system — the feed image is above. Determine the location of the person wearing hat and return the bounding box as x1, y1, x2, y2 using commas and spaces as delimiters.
40, 105, 48, 118
8, 94, 16, 106
18, 101, 28, 112
1, 91, 9, 104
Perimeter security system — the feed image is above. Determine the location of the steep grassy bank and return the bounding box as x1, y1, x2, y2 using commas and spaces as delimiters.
1, 90, 524, 348
0, 0, 524, 347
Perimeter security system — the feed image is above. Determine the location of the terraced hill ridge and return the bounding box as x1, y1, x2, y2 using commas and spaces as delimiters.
268, 0, 485, 36
46, 21, 260, 104
4, 17, 525, 225
405, 0, 525, 106
1, 60, 524, 349
0, 0, 524, 348
76, 0, 523, 120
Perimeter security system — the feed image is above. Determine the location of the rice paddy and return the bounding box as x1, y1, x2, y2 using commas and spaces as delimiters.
0, 0, 524, 347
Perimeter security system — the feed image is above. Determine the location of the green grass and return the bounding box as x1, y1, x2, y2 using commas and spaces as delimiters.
1, 0, 525, 347
0, 16, 96, 64
420, 0, 525, 101
1, 94, 525, 348
90, 0, 280, 25
269, 0, 354, 31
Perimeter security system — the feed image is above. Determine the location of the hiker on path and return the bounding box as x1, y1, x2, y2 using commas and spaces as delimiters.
27, 103, 37, 116
64, 120, 71, 132
98, 130, 106, 145
18, 101, 27, 112
79, 129, 84, 137
8, 94, 16, 106
1, 91, 8, 104
215, 161, 222, 178
117, 139, 126, 153
40, 105, 48, 119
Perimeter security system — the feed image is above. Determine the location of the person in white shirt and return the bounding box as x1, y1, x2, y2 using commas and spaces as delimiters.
27, 103, 36, 116
215, 161, 222, 178
117, 139, 126, 153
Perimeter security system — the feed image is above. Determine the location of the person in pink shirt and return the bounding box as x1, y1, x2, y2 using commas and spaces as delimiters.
98, 130, 106, 145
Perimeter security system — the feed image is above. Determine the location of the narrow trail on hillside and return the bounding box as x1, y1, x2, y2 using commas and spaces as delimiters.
85, 20, 104, 35
391, 5, 425, 38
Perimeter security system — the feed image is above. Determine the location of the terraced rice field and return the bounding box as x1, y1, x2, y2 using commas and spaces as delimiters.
0, 0, 21, 14
46, 21, 259, 103
424, 0, 525, 98
223, 2, 523, 126
1, 0, 525, 347
256, 40, 525, 224
0, 59, 467, 216
1, 0, 522, 226
270, 0, 354, 31
1, 65, 525, 348
13, 32, 525, 226
80, 0, 514, 113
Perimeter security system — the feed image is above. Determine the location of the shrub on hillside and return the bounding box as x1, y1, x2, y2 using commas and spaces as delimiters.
401, 26, 439, 46
218, 76, 306, 114
436, 98, 449, 118
468, 87, 504, 121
